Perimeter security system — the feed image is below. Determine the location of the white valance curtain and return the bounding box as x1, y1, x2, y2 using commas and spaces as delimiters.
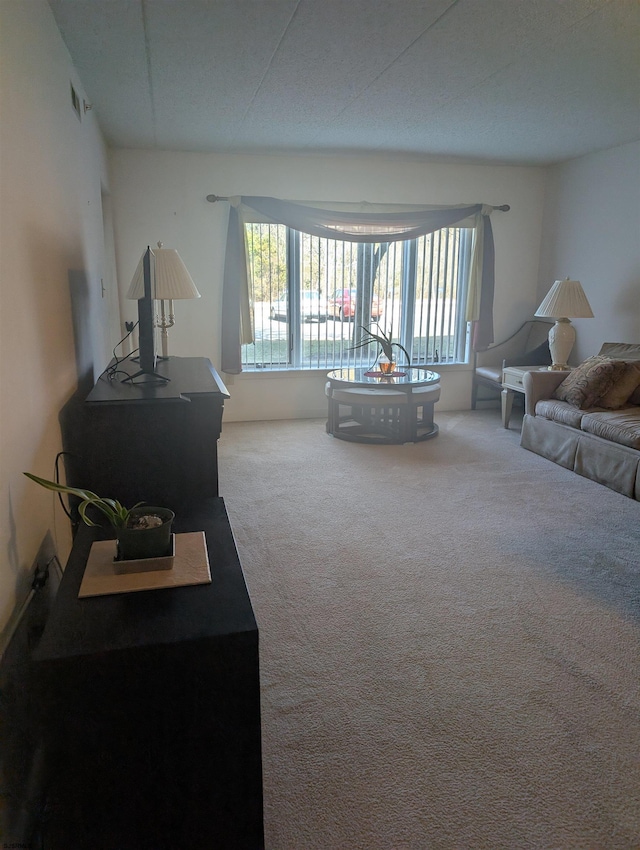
221, 196, 497, 374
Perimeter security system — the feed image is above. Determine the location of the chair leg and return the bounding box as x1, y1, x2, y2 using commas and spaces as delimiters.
471, 376, 478, 410
326, 395, 338, 435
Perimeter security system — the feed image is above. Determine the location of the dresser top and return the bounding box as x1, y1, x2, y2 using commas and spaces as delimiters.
87, 356, 229, 404
34, 498, 256, 662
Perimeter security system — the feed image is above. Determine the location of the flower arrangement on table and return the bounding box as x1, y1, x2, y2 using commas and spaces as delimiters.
350, 326, 411, 374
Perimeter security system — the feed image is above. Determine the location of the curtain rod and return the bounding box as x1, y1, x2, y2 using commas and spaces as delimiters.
206, 195, 509, 211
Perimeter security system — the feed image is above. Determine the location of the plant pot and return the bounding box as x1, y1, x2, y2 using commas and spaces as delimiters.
116, 506, 175, 562
378, 356, 396, 374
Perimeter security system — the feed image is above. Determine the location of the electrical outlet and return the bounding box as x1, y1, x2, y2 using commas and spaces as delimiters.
31, 530, 58, 580
0, 531, 60, 670
24, 531, 61, 652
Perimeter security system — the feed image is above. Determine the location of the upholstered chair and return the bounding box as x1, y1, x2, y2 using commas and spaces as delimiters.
471, 320, 553, 408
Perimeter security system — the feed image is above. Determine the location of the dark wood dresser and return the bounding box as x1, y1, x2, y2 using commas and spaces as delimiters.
64, 356, 230, 509
34, 358, 265, 848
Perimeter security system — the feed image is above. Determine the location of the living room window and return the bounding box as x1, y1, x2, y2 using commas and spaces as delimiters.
219, 197, 498, 375
241, 223, 472, 370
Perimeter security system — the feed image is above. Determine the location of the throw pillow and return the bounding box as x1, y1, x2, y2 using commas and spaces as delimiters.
553, 356, 628, 409
598, 362, 640, 409
630, 385, 640, 406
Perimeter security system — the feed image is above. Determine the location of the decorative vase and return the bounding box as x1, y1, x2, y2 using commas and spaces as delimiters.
378, 355, 396, 374
115, 506, 175, 562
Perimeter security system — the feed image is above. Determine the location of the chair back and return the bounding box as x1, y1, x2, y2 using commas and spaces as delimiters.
524, 320, 554, 352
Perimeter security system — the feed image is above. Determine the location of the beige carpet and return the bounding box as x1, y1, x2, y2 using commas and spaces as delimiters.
218, 410, 640, 850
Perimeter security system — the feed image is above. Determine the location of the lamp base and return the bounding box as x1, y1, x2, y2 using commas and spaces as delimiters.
548, 318, 575, 371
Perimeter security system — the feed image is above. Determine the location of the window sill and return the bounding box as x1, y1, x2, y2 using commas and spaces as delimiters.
228, 362, 471, 379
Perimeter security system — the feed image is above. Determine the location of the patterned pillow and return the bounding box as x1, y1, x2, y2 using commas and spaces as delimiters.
553, 356, 629, 409
598, 362, 640, 409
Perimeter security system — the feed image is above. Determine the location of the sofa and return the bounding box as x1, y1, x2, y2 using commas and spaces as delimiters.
520, 343, 640, 500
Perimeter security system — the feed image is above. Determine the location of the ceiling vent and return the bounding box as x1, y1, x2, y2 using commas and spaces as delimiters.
70, 82, 81, 121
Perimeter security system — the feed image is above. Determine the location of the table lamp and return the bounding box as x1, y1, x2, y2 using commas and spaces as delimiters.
534, 278, 593, 370
127, 242, 201, 359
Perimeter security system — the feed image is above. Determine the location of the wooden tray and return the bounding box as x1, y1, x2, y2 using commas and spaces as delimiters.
79, 531, 211, 598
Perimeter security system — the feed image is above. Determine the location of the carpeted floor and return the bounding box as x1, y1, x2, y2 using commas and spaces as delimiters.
218, 409, 640, 850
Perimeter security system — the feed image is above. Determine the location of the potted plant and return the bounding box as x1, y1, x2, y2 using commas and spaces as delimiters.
350, 325, 411, 373
24, 472, 174, 562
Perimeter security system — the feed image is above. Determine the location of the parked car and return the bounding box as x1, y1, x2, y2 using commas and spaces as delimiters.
270, 291, 327, 323
327, 288, 383, 321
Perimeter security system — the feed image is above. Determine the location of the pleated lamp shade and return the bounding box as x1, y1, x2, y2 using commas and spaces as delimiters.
126, 243, 201, 300
534, 278, 593, 319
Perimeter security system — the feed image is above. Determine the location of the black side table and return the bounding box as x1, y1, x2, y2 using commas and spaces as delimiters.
34, 498, 264, 850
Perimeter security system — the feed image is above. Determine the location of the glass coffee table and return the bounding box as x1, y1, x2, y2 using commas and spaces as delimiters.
326, 367, 441, 443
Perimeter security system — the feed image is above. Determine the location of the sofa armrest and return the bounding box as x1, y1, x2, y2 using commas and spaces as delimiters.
523, 370, 570, 416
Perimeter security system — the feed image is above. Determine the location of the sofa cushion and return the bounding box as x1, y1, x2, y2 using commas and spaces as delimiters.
580, 408, 640, 450
553, 356, 627, 408
599, 344, 640, 405
598, 362, 640, 409
535, 399, 586, 428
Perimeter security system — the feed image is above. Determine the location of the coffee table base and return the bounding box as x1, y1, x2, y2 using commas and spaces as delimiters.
326, 396, 439, 444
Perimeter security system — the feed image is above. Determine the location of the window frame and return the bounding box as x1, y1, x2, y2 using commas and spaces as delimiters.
242, 222, 474, 372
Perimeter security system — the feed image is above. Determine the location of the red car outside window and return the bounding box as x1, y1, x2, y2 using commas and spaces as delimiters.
328, 289, 383, 320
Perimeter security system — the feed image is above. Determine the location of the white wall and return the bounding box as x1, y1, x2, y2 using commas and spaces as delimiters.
538, 141, 640, 362
109, 149, 547, 420
0, 1, 116, 635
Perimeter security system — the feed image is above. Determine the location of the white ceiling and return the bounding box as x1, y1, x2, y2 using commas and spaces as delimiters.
48, 0, 640, 166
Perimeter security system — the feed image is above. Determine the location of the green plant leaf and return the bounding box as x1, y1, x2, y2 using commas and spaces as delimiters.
77, 500, 100, 527
23, 472, 144, 530
391, 341, 412, 365
23, 472, 99, 503
349, 326, 410, 365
